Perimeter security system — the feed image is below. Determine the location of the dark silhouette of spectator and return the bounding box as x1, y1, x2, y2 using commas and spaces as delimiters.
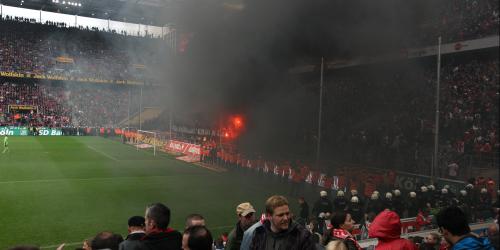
185, 214, 206, 229
297, 197, 310, 226
182, 226, 213, 250
312, 191, 333, 218
90, 231, 124, 250
119, 216, 146, 250
226, 202, 257, 250
136, 203, 182, 250
436, 206, 494, 249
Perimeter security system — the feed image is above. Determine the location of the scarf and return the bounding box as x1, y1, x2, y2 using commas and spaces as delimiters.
332, 228, 362, 250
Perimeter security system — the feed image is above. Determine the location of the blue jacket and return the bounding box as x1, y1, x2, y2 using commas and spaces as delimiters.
452, 235, 494, 250
240, 221, 262, 250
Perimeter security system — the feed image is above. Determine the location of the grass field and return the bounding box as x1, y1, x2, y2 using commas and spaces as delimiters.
0, 136, 297, 249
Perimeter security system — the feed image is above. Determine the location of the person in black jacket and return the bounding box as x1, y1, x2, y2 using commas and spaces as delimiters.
346, 197, 364, 225
249, 195, 315, 250
135, 203, 182, 250
298, 197, 310, 226
393, 189, 404, 217
226, 202, 257, 250
182, 226, 213, 250
91, 231, 124, 250
365, 193, 383, 216
119, 216, 146, 250
312, 191, 333, 218
334, 191, 348, 212
406, 192, 419, 218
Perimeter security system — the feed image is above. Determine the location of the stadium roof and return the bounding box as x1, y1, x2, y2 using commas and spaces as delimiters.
0, 0, 181, 25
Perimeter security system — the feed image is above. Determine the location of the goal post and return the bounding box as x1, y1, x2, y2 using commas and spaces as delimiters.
136, 130, 157, 156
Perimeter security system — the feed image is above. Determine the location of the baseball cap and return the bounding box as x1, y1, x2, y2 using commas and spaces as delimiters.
236, 202, 256, 216
320, 191, 327, 197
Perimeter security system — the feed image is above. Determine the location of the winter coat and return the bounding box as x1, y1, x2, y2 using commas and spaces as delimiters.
406, 198, 419, 217
134, 229, 182, 250
347, 203, 364, 224
334, 197, 348, 211
366, 199, 384, 215
368, 210, 417, 250
451, 234, 495, 250
249, 220, 315, 250
226, 221, 245, 250
312, 197, 333, 217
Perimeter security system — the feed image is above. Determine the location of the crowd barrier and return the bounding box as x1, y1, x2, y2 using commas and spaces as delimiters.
358, 220, 495, 249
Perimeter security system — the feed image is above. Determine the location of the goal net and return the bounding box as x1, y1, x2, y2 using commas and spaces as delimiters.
122, 129, 159, 156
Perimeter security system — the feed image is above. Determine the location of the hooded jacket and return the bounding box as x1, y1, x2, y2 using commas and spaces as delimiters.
368, 210, 417, 250
249, 220, 315, 250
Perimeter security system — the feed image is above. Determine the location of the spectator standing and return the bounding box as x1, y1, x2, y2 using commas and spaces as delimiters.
185, 214, 206, 229
298, 197, 310, 226
312, 191, 333, 218
226, 202, 257, 250
119, 216, 146, 250
182, 226, 213, 250
323, 211, 362, 250
91, 232, 124, 250
136, 203, 182, 250
436, 206, 494, 250
249, 195, 315, 250
419, 232, 441, 250
368, 210, 417, 250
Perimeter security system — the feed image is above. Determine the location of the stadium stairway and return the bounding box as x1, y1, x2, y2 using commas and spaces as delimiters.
118, 107, 163, 127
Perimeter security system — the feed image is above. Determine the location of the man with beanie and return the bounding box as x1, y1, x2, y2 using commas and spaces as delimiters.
226, 202, 257, 250
119, 216, 146, 250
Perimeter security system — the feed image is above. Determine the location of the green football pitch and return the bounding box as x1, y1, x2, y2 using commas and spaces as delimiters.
0, 136, 299, 249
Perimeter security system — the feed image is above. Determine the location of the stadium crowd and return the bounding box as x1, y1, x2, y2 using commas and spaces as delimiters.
0, 80, 146, 127
8, 193, 499, 250
409, 0, 498, 46
205, 148, 499, 222
321, 57, 499, 179
0, 16, 165, 81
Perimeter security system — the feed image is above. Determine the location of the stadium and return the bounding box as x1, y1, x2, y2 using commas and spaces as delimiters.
0, 0, 499, 249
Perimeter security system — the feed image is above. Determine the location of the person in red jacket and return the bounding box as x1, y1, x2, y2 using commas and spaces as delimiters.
368, 210, 417, 250
416, 209, 432, 231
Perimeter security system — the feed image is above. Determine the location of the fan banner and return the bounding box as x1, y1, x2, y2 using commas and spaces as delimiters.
165, 140, 201, 156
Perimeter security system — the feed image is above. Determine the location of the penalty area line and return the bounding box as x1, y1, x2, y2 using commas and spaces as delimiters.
86, 145, 119, 161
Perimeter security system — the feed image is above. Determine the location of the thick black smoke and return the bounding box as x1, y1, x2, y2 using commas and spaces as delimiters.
164, 0, 445, 157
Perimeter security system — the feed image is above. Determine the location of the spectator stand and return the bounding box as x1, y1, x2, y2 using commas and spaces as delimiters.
358, 220, 496, 249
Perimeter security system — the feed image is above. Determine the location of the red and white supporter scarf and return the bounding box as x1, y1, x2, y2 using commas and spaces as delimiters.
332, 228, 362, 250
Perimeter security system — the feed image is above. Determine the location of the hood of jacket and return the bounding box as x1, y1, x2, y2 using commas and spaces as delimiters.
368, 210, 401, 240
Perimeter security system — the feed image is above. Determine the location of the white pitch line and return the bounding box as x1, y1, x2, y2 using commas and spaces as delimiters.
0, 175, 176, 184
40, 242, 82, 249
87, 145, 119, 161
